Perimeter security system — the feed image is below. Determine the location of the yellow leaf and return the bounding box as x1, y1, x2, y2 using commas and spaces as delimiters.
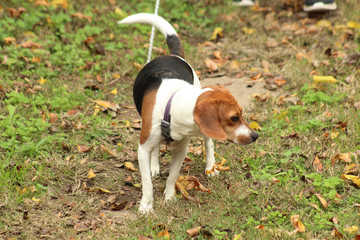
37, 77, 47, 85
112, 73, 121, 79
92, 100, 116, 108
157, 229, 170, 239
331, 131, 340, 139
249, 122, 261, 131
23, 31, 36, 38
291, 215, 305, 233
316, 20, 332, 28
88, 169, 96, 179
87, 187, 111, 193
31, 197, 41, 203
347, 21, 360, 29
3, 37, 16, 45
313, 76, 338, 84
344, 225, 359, 235
50, 0, 68, 8
242, 27, 256, 35
124, 162, 137, 171
210, 27, 223, 40
341, 174, 360, 187
110, 88, 117, 95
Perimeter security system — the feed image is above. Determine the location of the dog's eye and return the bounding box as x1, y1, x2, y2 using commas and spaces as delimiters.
231, 116, 239, 122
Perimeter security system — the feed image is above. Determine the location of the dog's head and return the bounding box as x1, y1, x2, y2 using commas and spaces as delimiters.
194, 86, 258, 145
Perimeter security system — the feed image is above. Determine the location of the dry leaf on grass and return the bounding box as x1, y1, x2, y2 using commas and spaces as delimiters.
341, 174, 360, 187
331, 153, 352, 165
314, 193, 327, 210
313, 156, 323, 173
205, 59, 218, 72
206, 153, 230, 175
210, 27, 223, 41
124, 162, 137, 171
290, 215, 305, 233
88, 169, 96, 179
78, 144, 92, 153
176, 175, 211, 202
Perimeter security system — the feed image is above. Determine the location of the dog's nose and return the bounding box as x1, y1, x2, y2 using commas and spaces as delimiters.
251, 131, 258, 141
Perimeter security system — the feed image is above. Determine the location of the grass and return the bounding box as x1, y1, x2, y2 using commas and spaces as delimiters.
1, 0, 360, 239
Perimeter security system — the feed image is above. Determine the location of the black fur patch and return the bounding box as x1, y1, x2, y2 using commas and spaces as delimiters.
133, 55, 194, 115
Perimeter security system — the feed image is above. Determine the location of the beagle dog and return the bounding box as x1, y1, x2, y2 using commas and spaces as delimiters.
119, 13, 258, 213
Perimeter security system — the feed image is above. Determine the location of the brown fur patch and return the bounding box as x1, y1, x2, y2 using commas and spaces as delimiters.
140, 90, 157, 144
194, 86, 255, 144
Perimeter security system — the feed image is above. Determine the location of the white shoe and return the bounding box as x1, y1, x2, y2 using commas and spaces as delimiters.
304, 0, 337, 12
232, 0, 255, 7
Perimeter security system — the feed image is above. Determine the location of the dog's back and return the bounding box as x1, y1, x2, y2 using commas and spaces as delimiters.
119, 14, 195, 115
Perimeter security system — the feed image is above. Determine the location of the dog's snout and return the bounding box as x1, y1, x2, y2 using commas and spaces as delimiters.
251, 131, 259, 141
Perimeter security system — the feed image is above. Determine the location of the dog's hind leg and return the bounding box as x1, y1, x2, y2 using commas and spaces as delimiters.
138, 144, 154, 213
150, 145, 160, 177
164, 137, 191, 201
204, 137, 219, 177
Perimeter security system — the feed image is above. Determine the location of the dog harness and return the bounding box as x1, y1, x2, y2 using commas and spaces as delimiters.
161, 92, 177, 141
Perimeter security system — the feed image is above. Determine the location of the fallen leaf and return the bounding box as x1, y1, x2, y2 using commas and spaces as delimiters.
100, 145, 117, 157
255, 224, 265, 230
176, 175, 211, 202
115, 7, 127, 18
313, 156, 323, 173
124, 162, 137, 171
21, 41, 42, 49
344, 226, 359, 235
210, 27, 223, 41
213, 51, 222, 60
31, 197, 41, 203
86, 187, 111, 194
314, 193, 327, 210
205, 153, 230, 175
347, 21, 360, 29
331, 226, 344, 239
67, 109, 81, 116
110, 88, 117, 95
71, 12, 92, 23
341, 174, 360, 187
332, 153, 352, 165
249, 122, 261, 131
77, 144, 92, 153
50, 0, 68, 8
205, 59, 218, 72
343, 164, 359, 175
313, 76, 338, 84
242, 27, 256, 35
88, 169, 96, 179
186, 226, 201, 238
3, 37, 16, 45
157, 229, 170, 238
291, 215, 305, 233
49, 113, 58, 124
265, 38, 278, 48
37, 77, 47, 85
92, 100, 116, 108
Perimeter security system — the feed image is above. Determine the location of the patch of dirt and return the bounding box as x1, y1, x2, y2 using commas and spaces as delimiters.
201, 76, 282, 109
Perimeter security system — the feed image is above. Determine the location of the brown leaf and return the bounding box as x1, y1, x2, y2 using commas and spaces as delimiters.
331, 153, 352, 165
77, 144, 92, 153
255, 224, 265, 230
331, 226, 344, 239
265, 38, 278, 48
49, 113, 58, 124
92, 100, 116, 109
21, 41, 42, 49
186, 226, 202, 238
313, 156, 323, 173
213, 51, 222, 60
157, 229, 170, 238
71, 12, 92, 23
205, 59, 218, 72
100, 145, 117, 157
314, 193, 327, 210
343, 164, 359, 175
67, 109, 81, 116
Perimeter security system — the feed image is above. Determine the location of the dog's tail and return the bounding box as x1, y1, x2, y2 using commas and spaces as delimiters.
118, 13, 185, 59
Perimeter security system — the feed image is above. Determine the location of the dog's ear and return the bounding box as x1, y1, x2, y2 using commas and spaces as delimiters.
194, 98, 227, 141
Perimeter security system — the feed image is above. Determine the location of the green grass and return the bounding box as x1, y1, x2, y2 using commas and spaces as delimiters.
1, 0, 360, 239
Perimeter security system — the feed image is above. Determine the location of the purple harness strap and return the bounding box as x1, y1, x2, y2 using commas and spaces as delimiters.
161, 92, 177, 141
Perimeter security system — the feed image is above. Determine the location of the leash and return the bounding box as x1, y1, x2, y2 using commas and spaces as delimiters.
147, 0, 161, 63
161, 91, 177, 142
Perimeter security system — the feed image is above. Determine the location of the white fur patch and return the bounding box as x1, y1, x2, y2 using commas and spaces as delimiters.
235, 124, 252, 137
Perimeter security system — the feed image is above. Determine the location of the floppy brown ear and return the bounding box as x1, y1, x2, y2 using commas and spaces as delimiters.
194, 98, 227, 141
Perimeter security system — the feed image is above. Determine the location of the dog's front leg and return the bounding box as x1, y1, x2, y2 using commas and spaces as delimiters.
204, 137, 219, 177
164, 138, 191, 201
138, 144, 154, 213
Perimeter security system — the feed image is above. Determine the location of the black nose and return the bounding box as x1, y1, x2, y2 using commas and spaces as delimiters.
251, 131, 259, 141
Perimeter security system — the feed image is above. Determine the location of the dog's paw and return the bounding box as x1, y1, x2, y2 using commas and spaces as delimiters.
138, 201, 153, 214
164, 188, 176, 202
151, 166, 160, 177
206, 168, 219, 177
